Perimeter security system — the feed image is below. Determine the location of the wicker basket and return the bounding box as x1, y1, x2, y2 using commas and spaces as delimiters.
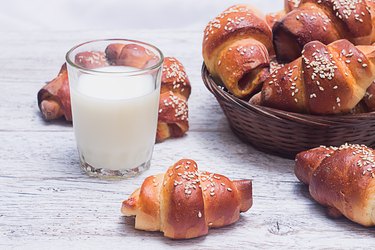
201, 64, 375, 159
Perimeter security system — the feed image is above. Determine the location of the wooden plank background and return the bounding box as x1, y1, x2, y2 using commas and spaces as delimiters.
0, 30, 374, 249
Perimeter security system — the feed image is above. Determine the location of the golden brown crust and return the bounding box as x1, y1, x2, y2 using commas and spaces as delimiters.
233, 179, 253, 212
261, 58, 306, 113
121, 159, 253, 239
295, 144, 375, 227
260, 40, 375, 114
295, 146, 337, 185
161, 160, 208, 239
156, 92, 189, 143
200, 172, 241, 228
156, 57, 190, 142
215, 39, 270, 98
203, 5, 272, 59
202, 4, 272, 99
273, 0, 375, 62
161, 57, 191, 99
136, 174, 164, 231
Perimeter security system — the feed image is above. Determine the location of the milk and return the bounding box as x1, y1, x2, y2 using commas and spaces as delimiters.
70, 66, 160, 171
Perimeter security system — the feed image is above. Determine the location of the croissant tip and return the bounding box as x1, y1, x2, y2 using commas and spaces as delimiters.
233, 179, 253, 212
121, 197, 137, 215
40, 100, 63, 120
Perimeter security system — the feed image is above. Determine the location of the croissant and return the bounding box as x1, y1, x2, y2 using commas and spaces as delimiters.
156, 57, 191, 142
37, 51, 108, 121
273, 0, 375, 62
122, 159, 253, 239
295, 144, 375, 226
257, 39, 375, 114
202, 4, 273, 99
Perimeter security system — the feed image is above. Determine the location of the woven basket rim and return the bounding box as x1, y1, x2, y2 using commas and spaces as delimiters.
201, 63, 375, 128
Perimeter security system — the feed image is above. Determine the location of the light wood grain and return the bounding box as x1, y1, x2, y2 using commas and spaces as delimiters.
0, 30, 374, 249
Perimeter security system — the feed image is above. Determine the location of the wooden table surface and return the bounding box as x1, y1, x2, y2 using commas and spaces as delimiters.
1, 29, 374, 249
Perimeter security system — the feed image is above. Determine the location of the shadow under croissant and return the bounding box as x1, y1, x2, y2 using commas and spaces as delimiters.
36, 110, 72, 128
120, 215, 251, 242
294, 184, 375, 234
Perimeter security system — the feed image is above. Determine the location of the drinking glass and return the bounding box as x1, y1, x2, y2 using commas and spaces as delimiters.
66, 39, 163, 178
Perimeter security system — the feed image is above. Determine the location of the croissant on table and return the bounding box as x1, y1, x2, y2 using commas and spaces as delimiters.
251, 39, 375, 114
202, 4, 273, 99
122, 159, 253, 239
273, 0, 375, 62
37, 46, 191, 142
295, 144, 375, 227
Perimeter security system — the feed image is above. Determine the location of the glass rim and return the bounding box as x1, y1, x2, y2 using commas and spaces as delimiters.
65, 38, 164, 76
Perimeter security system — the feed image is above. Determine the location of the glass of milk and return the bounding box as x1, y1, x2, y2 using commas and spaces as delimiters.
65, 39, 163, 178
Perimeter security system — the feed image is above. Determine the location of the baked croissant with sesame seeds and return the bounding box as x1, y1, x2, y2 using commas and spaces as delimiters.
202, 4, 273, 99
156, 91, 189, 142
160, 57, 191, 99
122, 159, 253, 239
273, 0, 375, 63
255, 39, 375, 114
156, 57, 191, 142
295, 144, 375, 227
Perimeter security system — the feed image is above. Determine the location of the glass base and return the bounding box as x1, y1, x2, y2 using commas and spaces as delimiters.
80, 159, 151, 179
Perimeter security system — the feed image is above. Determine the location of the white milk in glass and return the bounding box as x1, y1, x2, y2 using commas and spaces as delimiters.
70, 66, 159, 171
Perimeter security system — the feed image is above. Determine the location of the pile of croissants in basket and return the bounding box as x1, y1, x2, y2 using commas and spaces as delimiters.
202, 0, 375, 115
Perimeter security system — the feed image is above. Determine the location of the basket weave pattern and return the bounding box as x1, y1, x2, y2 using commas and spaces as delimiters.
202, 64, 375, 159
